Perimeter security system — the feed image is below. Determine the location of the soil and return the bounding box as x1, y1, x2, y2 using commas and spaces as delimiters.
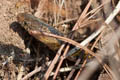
0, 0, 34, 79
0, 0, 29, 53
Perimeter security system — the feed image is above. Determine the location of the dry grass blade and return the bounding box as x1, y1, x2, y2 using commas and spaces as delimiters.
22, 66, 42, 80
53, 17, 78, 26
75, 18, 101, 29
77, 55, 113, 80
84, 1, 109, 21
103, 64, 113, 79
53, 0, 65, 24
34, 0, 48, 17
79, 3, 103, 24
73, 0, 93, 30
17, 66, 25, 80
90, 30, 104, 50
78, 57, 103, 80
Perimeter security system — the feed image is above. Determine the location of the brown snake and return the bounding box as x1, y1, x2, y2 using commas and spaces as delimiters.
17, 13, 63, 51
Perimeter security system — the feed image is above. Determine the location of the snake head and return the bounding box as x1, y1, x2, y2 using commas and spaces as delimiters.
17, 13, 62, 51
17, 13, 43, 31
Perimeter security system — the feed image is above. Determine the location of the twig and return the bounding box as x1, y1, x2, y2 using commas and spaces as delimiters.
72, 0, 93, 30
66, 58, 81, 80
44, 44, 65, 80
82, 1, 109, 22
74, 59, 87, 80
21, 66, 42, 80
91, 29, 104, 50
50, 63, 87, 76
17, 66, 25, 80
2, 49, 15, 66
53, 45, 70, 79
53, 17, 78, 26
103, 64, 113, 80
78, 57, 103, 80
